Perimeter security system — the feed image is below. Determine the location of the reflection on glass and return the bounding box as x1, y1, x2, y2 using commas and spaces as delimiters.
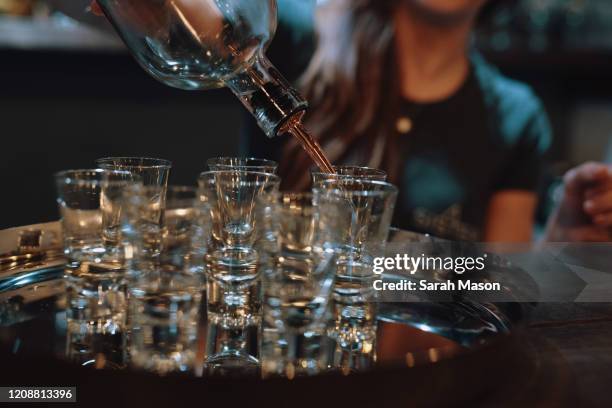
128, 267, 203, 375
204, 276, 262, 377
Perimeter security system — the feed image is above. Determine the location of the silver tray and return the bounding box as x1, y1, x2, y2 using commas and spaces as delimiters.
0, 222, 528, 372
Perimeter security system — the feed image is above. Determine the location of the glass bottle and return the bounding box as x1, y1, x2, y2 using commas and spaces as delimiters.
97, 0, 332, 172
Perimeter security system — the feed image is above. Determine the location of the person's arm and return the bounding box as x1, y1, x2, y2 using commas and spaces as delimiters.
484, 190, 538, 242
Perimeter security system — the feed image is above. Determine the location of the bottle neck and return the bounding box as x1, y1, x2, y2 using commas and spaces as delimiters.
226, 52, 308, 138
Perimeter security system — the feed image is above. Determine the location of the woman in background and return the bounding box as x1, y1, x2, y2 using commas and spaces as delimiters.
90, 0, 612, 243
244, 0, 612, 243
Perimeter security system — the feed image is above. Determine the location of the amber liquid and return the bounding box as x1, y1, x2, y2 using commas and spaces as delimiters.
282, 117, 335, 174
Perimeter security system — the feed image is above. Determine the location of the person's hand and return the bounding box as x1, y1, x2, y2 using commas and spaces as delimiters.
545, 162, 612, 242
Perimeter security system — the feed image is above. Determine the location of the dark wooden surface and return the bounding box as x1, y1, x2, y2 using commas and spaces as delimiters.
523, 303, 612, 407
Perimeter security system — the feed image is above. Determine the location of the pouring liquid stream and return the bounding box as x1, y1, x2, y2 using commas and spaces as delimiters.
283, 121, 363, 252
283, 119, 335, 175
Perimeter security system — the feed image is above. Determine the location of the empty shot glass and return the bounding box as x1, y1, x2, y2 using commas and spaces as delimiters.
65, 316, 127, 369
275, 193, 317, 255
55, 169, 138, 368
120, 183, 171, 276
207, 157, 278, 173
313, 179, 398, 269
96, 157, 171, 188
165, 186, 199, 250
198, 170, 280, 271
55, 169, 137, 271
258, 192, 337, 378
97, 157, 171, 259
163, 186, 210, 275
198, 171, 278, 376
313, 179, 398, 372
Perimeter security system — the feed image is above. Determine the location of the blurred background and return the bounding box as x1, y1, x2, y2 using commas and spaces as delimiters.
0, 0, 611, 228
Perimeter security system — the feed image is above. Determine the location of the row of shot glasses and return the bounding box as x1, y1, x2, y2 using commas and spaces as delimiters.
55, 157, 397, 376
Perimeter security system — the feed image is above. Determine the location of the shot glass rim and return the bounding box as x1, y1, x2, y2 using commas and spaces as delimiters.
54, 168, 135, 184
312, 178, 399, 198
207, 157, 278, 171
198, 170, 281, 186
311, 165, 387, 179
96, 157, 173, 170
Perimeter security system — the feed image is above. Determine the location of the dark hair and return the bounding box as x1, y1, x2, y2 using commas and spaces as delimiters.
279, 0, 400, 190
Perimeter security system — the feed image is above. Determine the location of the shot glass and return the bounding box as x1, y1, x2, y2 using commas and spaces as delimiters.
259, 192, 337, 378
163, 186, 209, 275
120, 183, 168, 273
251, 192, 316, 264
207, 157, 278, 173
198, 170, 280, 270
55, 169, 137, 270
55, 169, 137, 368
97, 156, 171, 258
96, 157, 171, 188
313, 179, 398, 270
275, 193, 317, 255
313, 179, 398, 372
198, 171, 278, 376
165, 186, 199, 249
264, 253, 336, 378
311, 165, 387, 187
65, 313, 127, 369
